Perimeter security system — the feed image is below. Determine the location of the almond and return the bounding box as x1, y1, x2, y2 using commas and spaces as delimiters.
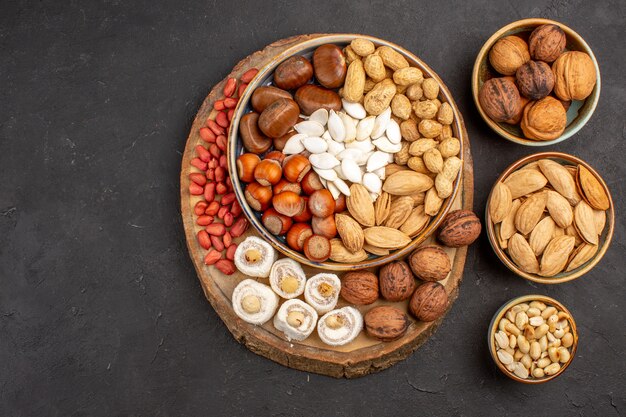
539, 235, 575, 277
382, 170, 434, 195
529, 216, 556, 256
399, 205, 430, 237
566, 243, 598, 272
363, 226, 412, 249
347, 183, 375, 227
489, 182, 512, 223
335, 213, 365, 253
538, 159, 580, 205
515, 192, 547, 235
384, 196, 414, 228
577, 165, 610, 210
574, 200, 598, 245
504, 169, 548, 199
546, 190, 573, 228
500, 199, 522, 241
374, 191, 391, 225
329, 239, 368, 263
363, 243, 390, 256
593, 209, 606, 235
508, 233, 539, 274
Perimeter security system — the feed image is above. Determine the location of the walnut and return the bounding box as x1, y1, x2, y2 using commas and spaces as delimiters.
364, 306, 409, 341
379, 261, 416, 301
520, 96, 567, 141
516, 61, 555, 100
478, 77, 522, 123
489, 35, 530, 75
529, 24, 566, 63
408, 245, 451, 281
437, 209, 482, 247
552, 51, 597, 101
409, 282, 448, 322
340, 271, 379, 305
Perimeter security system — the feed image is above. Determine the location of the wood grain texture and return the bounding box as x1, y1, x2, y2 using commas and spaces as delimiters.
180, 34, 474, 378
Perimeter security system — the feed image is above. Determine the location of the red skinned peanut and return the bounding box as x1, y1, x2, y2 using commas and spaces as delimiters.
224, 78, 237, 97
216, 182, 227, 195
197, 230, 211, 250
241, 68, 258, 83
207, 119, 225, 136
223, 232, 232, 248
199, 127, 216, 143
205, 223, 226, 236
205, 201, 220, 216
194, 201, 208, 216
216, 111, 229, 128
215, 259, 235, 275
213, 100, 226, 111
230, 218, 248, 237
226, 244, 237, 261
210, 235, 225, 251
190, 158, 207, 171
223, 212, 234, 227
189, 183, 203, 195
203, 249, 222, 265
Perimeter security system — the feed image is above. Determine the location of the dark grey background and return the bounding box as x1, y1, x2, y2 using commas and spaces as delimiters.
1, 0, 624, 416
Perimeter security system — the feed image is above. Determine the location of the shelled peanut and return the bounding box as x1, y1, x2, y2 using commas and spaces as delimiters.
494, 301, 575, 380
189, 69, 258, 274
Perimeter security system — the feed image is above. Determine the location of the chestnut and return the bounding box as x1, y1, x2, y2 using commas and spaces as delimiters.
282, 154, 311, 183
245, 182, 272, 211
262, 208, 293, 235
313, 44, 347, 89
239, 112, 272, 154
253, 159, 282, 186
272, 191, 304, 217
251, 86, 293, 113
258, 98, 300, 138
294, 84, 342, 116
236, 153, 261, 183
286, 223, 313, 251
312, 215, 337, 239
273, 130, 296, 151
273, 55, 313, 90
308, 189, 335, 218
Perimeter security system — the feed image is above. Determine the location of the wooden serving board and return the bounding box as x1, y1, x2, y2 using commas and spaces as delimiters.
180, 34, 474, 378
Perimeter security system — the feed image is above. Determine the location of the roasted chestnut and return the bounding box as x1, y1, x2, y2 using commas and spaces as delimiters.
313, 44, 347, 89
251, 86, 293, 113
273, 56, 313, 90
258, 98, 300, 138
239, 112, 272, 154
294, 84, 342, 116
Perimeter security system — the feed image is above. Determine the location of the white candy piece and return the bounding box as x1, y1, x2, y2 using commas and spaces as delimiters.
232, 279, 279, 325
327, 110, 346, 142
309, 108, 329, 126
273, 299, 318, 342
317, 306, 363, 347
302, 136, 328, 154
234, 236, 277, 278
339, 112, 357, 142
304, 273, 341, 314
342, 99, 367, 119
371, 107, 391, 139
313, 167, 338, 181
269, 258, 306, 299
333, 178, 351, 196
310, 153, 340, 170
282, 133, 306, 155
294, 120, 325, 137
386, 119, 402, 144
341, 158, 362, 184
373, 136, 402, 153
366, 151, 389, 172
363, 172, 382, 194
356, 116, 375, 141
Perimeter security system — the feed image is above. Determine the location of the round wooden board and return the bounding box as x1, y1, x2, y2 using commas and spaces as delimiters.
181, 34, 474, 378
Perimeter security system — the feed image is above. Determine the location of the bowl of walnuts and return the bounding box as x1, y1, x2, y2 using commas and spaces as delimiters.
472, 18, 600, 146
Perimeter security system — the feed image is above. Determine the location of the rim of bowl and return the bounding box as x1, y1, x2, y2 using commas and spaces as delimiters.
471, 18, 601, 146
485, 151, 614, 284
488, 294, 578, 384
228, 34, 465, 271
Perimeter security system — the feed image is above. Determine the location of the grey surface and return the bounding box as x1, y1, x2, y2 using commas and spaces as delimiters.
1, 0, 624, 416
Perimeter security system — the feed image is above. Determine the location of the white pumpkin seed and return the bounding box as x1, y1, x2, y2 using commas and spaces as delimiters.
294, 120, 324, 137
313, 167, 338, 181
282, 133, 306, 154
337, 148, 362, 161
309, 108, 329, 126
328, 110, 346, 142
309, 153, 340, 170
371, 107, 391, 139
326, 138, 345, 156
302, 136, 328, 154
333, 178, 351, 196
326, 180, 341, 199
339, 112, 357, 142
333, 165, 347, 180
366, 151, 389, 172
341, 158, 362, 184
373, 166, 386, 180
372, 136, 402, 153
356, 116, 375, 141
362, 172, 382, 194
322, 130, 332, 141
346, 138, 374, 153
386, 119, 401, 144
342, 99, 366, 119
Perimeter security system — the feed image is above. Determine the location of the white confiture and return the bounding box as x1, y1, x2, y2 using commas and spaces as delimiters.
317, 306, 363, 347
282, 133, 306, 155
268, 258, 306, 299
294, 120, 325, 137
273, 299, 318, 342
309, 108, 329, 126
302, 136, 328, 154
327, 110, 346, 142
310, 153, 340, 170
342, 99, 366, 119
234, 236, 277, 278
231, 279, 279, 325
339, 112, 357, 142
371, 107, 391, 139
304, 273, 341, 314
386, 119, 401, 144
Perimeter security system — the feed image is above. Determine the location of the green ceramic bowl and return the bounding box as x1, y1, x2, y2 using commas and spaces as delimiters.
472, 18, 601, 146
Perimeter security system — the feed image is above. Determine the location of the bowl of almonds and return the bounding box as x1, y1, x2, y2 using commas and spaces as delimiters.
228, 34, 466, 270
489, 295, 578, 383
486, 152, 614, 283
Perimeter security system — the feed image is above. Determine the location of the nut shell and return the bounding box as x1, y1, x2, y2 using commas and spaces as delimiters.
529, 24, 566, 63
409, 245, 451, 282
520, 96, 566, 141
273, 56, 313, 90
379, 261, 416, 301
340, 271, 379, 305
409, 282, 448, 322
489, 35, 530, 75
552, 51, 597, 101
313, 44, 347, 89
478, 77, 522, 123
364, 306, 409, 341
516, 61, 555, 100
258, 98, 300, 139
294, 84, 342, 116
437, 209, 482, 247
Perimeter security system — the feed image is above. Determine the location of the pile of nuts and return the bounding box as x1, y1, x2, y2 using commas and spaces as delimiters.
493, 300, 575, 380
189, 69, 259, 274
479, 24, 597, 141
489, 158, 609, 276
237, 38, 462, 263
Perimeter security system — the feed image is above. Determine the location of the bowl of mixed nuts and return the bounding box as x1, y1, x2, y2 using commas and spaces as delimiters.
486, 152, 614, 284
488, 295, 578, 383
228, 34, 466, 270
472, 18, 601, 146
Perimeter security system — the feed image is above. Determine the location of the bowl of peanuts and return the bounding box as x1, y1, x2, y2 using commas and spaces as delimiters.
488, 294, 578, 384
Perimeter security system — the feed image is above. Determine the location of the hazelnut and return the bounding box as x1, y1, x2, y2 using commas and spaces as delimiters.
409, 245, 451, 282
520, 96, 567, 141
286, 310, 305, 327
364, 306, 409, 341
272, 191, 304, 217
241, 295, 261, 314
529, 24, 566, 63
409, 282, 448, 322
552, 51, 597, 101
340, 271, 379, 305
379, 261, 416, 301
516, 61, 555, 100
437, 209, 482, 247
236, 153, 261, 183
489, 35, 530, 75
478, 78, 522, 123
